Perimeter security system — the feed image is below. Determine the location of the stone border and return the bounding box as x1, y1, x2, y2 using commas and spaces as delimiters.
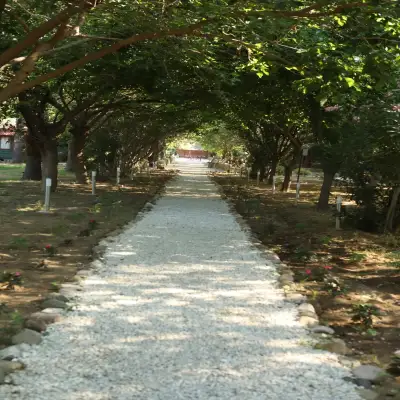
210, 173, 390, 400
1, 171, 391, 399
0, 172, 177, 385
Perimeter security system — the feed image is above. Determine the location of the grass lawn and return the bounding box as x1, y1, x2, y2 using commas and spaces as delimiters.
0, 164, 175, 345
0, 163, 71, 181
214, 172, 400, 370
0, 164, 25, 181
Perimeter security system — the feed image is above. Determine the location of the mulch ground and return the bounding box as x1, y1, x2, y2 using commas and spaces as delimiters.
0, 169, 175, 346
213, 173, 400, 370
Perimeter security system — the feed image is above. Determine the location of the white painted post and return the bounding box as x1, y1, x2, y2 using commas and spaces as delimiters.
336, 196, 342, 230
257, 171, 260, 186
247, 167, 251, 183
272, 176, 276, 194
44, 178, 51, 212
295, 182, 301, 205
91, 171, 96, 196
116, 167, 121, 186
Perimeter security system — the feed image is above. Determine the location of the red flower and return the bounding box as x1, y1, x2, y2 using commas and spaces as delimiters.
89, 219, 95, 223
305, 269, 312, 275
323, 266, 333, 270
45, 244, 52, 249
14, 272, 21, 277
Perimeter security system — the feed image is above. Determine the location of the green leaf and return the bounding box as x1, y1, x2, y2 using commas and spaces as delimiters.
345, 77, 355, 87
319, 98, 328, 106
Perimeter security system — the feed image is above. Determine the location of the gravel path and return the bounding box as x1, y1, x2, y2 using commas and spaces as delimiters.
0, 160, 362, 400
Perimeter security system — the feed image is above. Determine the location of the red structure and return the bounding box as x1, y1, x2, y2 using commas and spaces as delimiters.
177, 149, 209, 158
0, 127, 15, 160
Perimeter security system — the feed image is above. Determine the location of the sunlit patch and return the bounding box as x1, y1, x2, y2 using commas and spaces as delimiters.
117, 333, 191, 343
83, 278, 107, 286
157, 287, 192, 294
83, 290, 115, 296
115, 299, 137, 306
217, 311, 269, 327
63, 316, 95, 327
131, 234, 161, 239
268, 348, 339, 367
265, 339, 303, 350
164, 298, 189, 306
109, 251, 137, 256
120, 316, 145, 323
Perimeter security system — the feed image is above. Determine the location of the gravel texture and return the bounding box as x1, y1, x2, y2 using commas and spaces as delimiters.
0, 160, 362, 400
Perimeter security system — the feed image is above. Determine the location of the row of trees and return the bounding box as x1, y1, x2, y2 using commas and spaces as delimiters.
188, 2, 400, 232
1, 1, 400, 230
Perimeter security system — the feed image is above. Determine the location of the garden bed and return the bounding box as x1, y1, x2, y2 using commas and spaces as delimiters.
0, 165, 175, 346
213, 173, 400, 370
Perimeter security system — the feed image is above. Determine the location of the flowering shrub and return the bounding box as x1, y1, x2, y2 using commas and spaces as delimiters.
303, 265, 333, 282
44, 244, 56, 257
88, 219, 98, 230
323, 276, 346, 297
0, 272, 23, 290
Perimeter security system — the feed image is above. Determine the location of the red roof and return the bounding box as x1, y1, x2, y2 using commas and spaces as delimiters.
0, 129, 15, 137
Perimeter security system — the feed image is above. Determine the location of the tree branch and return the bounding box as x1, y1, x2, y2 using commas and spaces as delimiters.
5, 21, 71, 93
0, 21, 206, 102
0, 0, 100, 68
0, 1, 387, 102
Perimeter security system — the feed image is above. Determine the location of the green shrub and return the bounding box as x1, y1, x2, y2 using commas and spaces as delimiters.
351, 304, 382, 332
317, 236, 332, 245
294, 247, 315, 262
0, 272, 23, 290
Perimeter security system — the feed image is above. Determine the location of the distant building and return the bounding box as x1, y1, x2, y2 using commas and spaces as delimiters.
177, 149, 209, 158
0, 122, 15, 160
176, 142, 208, 159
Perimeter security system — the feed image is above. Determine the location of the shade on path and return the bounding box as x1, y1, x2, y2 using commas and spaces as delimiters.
0, 159, 361, 400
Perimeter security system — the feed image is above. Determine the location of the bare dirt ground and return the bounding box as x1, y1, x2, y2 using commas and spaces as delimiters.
0, 164, 174, 346
213, 173, 400, 371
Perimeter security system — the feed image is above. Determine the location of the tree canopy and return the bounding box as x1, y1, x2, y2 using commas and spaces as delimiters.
1, 0, 400, 228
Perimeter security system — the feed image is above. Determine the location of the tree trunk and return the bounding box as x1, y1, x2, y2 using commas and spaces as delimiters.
40, 140, 58, 192
23, 134, 42, 180
12, 136, 24, 163
281, 165, 292, 192
384, 186, 400, 232
317, 169, 335, 210
65, 140, 74, 172
249, 151, 267, 180
70, 133, 87, 183
267, 158, 278, 185
280, 150, 299, 192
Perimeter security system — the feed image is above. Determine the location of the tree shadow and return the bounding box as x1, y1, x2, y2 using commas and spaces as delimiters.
0, 162, 362, 399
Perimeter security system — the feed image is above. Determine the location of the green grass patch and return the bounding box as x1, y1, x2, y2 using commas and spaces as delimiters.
387, 250, 400, 260
8, 237, 29, 249
0, 164, 24, 180
0, 164, 74, 181
349, 252, 367, 263
386, 261, 400, 268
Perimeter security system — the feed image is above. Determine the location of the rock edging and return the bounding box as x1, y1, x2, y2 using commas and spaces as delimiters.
210, 174, 396, 400
0, 172, 177, 386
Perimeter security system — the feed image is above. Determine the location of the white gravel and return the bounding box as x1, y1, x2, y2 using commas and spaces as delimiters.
0, 160, 362, 400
